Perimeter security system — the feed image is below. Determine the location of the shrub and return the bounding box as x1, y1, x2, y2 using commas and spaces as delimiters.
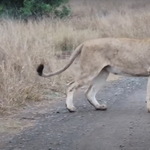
0, 0, 70, 19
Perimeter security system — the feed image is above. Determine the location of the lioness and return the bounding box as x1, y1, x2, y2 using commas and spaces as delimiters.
37, 38, 150, 112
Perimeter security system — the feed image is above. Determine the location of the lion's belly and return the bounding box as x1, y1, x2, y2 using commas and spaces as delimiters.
106, 66, 150, 77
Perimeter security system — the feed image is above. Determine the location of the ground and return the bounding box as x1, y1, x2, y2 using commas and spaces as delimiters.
0, 77, 150, 150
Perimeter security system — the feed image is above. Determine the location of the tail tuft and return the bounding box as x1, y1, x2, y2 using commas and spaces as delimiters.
37, 64, 44, 76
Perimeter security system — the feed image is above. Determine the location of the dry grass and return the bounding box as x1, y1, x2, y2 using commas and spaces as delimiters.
1, 0, 150, 112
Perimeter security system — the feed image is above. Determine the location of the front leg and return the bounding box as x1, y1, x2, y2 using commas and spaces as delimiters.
147, 77, 150, 113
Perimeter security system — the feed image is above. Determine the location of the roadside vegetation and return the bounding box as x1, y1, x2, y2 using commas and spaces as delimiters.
0, 0, 150, 113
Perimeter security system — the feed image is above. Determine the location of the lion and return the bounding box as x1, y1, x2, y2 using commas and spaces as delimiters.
37, 38, 150, 112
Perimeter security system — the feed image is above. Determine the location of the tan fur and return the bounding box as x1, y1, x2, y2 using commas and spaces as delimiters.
38, 38, 150, 112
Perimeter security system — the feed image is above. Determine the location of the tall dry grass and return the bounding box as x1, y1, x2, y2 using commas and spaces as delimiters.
1, 0, 150, 112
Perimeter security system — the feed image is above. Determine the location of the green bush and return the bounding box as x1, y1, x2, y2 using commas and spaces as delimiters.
0, 0, 70, 19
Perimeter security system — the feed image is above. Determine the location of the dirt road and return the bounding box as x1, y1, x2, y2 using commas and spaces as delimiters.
1, 77, 150, 150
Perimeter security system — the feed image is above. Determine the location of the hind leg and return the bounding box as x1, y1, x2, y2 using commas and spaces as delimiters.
85, 69, 109, 110
66, 81, 79, 112
66, 73, 96, 112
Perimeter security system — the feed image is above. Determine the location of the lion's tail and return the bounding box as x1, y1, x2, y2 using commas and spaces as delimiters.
36, 44, 83, 77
